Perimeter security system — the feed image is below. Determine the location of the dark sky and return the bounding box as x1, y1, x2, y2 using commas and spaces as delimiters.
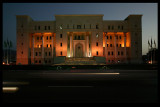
3, 3, 158, 55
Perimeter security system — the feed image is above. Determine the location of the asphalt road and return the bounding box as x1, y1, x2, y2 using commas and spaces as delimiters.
3, 69, 158, 103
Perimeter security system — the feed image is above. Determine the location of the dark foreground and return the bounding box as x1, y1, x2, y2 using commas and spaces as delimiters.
3, 68, 158, 103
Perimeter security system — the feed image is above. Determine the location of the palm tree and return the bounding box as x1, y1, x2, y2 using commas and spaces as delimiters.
9, 40, 13, 63
4, 41, 7, 62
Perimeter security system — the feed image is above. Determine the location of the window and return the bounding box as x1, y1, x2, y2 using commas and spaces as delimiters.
60, 51, 62, 56
48, 26, 50, 30
38, 26, 40, 30
78, 36, 80, 40
46, 36, 48, 40
49, 52, 51, 56
107, 44, 109, 47
112, 51, 113, 55
41, 45, 42, 48
110, 36, 112, 39
45, 52, 47, 56
39, 52, 41, 56
119, 36, 121, 39
112, 26, 114, 30
96, 25, 99, 29
39, 60, 41, 63
47, 44, 48, 48
84, 24, 85, 29
50, 44, 52, 48
96, 33, 99, 38
45, 26, 47, 30
96, 42, 98, 46
96, 51, 98, 55
41, 36, 42, 40
35, 60, 37, 63
60, 34, 62, 38
121, 51, 123, 55
77, 25, 81, 29
122, 26, 123, 30
50, 36, 52, 40
37, 45, 39, 48
120, 44, 121, 47
108, 51, 110, 55
21, 43, 23, 45
108, 26, 110, 30
110, 44, 112, 47
21, 51, 23, 54
118, 25, 120, 29
67, 24, 69, 29
118, 51, 120, 55
36, 52, 38, 56
116, 44, 118, 47
60, 43, 62, 47
37, 37, 39, 40
35, 26, 37, 30
107, 36, 108, 39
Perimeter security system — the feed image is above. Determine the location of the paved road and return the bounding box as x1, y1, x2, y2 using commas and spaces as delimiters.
3, 69, 158, 103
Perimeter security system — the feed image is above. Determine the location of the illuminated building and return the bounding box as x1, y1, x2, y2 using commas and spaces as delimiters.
16, 14, 142, 65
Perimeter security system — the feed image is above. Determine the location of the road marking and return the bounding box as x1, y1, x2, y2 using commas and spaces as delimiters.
48, 86, 94, 88
3, 87, 19, 93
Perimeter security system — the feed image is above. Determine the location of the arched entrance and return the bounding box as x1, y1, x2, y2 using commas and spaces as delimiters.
75, 43, 83, 57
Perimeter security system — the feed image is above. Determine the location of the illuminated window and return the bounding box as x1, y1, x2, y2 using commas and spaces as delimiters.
60, 25, 62, 29
96, 33, 99, 38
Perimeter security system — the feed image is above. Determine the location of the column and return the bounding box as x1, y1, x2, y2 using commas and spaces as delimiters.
42, 33, 44, 63
32, 34, 34, 64
70, 33, 72, 57
114, 33, 117, 63
52, 33, 54, 58
105, 32, 107, 58
86, 35, 89, 57
124, 32, 127, 63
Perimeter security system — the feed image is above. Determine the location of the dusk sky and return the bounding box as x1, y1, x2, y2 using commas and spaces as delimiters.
3, 3, 158, 55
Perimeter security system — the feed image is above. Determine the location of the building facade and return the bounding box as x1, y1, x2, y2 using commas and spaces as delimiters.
16, 14, 142, 65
